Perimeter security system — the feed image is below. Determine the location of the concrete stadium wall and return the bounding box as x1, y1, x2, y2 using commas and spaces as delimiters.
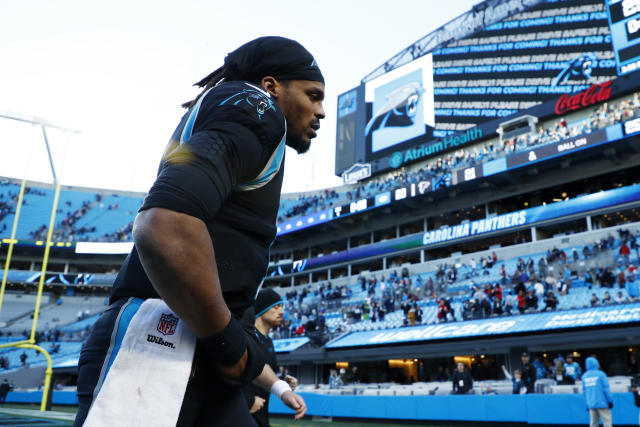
0, 367, 46, 389
270, 392, 639, 425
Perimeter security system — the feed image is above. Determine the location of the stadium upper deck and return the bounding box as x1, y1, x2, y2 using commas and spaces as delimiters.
0, 81, 638, 247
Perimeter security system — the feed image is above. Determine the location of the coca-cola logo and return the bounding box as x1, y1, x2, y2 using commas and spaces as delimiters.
554, 81, 613, 115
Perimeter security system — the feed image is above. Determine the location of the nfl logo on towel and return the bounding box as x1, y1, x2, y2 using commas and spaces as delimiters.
157, 313, 179, 335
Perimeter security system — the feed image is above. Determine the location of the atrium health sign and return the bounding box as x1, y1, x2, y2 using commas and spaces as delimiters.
326, 303, 640, 348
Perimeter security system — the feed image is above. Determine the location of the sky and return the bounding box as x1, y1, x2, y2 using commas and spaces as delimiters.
0, 0, 479, 194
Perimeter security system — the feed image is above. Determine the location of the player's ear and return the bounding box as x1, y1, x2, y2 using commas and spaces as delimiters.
261, 76, 280, 99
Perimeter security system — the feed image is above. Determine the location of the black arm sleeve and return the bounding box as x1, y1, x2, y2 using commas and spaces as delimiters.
140, 122, 262, 222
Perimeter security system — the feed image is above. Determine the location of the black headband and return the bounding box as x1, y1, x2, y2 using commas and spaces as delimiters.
224, 36, 324, 84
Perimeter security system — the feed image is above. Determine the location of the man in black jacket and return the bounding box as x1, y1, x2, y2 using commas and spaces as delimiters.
542, 292, 559, 311
521, 352, 537, 393
524, 289, 539, 312
0, 379, 11, 404
452, 362, 473, 394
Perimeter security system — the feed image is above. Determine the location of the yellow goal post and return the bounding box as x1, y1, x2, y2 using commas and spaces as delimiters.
0, 112, 77, 411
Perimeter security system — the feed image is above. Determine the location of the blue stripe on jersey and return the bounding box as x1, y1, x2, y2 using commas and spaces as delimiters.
91, 298, 144, 403
103, 298, 144, 377
236, 131, 286, 191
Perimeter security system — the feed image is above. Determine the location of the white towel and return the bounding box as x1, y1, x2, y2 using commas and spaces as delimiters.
85, 299, 196, 427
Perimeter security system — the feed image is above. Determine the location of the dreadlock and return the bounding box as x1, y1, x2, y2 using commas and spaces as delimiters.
181, 65, 227, 109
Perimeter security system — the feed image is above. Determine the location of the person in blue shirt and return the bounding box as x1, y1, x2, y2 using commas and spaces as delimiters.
628, 272, 640, 302
328, 369, 343, 389
564, 354, 582, 382
631, 381, 640, 426
532, 357, 546, 379
582, 356, 613, 427
501, 365, 526, 394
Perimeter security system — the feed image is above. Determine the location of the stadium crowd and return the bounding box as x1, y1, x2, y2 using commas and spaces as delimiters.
266, 227, 640, 343
278, 91, 640, 224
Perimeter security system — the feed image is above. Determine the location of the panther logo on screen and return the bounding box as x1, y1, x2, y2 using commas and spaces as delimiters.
365, 82, 424, 136
553, 54, 597, 87
338, 91, 357, 118
339, 93, 355, 111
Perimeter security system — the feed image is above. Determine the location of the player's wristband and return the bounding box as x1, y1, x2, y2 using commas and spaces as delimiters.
271, 380, 292, 400
200, 316, 247, 365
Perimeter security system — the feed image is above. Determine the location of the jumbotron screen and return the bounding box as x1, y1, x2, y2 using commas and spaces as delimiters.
336, 0, 619, 177
606, 0, 640, 75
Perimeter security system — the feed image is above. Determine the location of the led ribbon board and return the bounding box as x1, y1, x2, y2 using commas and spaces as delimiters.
326, 303, 640, 348
273, 337, 310, 353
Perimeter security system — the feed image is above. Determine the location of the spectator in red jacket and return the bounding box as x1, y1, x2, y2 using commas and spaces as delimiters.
494, 283, 503, 300
621, 243, 631, 264
437, 299, 450, 323
517, 290, 526, 314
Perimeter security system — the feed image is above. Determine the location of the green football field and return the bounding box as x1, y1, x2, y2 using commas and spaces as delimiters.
0, 405, 462, 427
0, 414, 458, 427
270, 417, 458, 427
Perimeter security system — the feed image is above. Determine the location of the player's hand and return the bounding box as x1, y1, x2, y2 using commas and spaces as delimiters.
250, 396, 265, 414
215, 349, 248, 379
281, 391, 306, 420
284, 375, 298, 391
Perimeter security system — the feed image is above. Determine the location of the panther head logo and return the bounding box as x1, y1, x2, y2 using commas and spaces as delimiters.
553, 54, 598, 86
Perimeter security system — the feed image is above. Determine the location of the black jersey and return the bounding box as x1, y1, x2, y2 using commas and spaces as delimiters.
110, 81, 286, 316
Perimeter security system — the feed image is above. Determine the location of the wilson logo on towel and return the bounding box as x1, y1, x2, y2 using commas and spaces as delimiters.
147, 334, 176, 349
157, 313, 179, 336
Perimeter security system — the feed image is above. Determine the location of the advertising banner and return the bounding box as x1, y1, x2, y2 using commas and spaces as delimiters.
273, 337, 310, 353
326, 303, 640, 348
